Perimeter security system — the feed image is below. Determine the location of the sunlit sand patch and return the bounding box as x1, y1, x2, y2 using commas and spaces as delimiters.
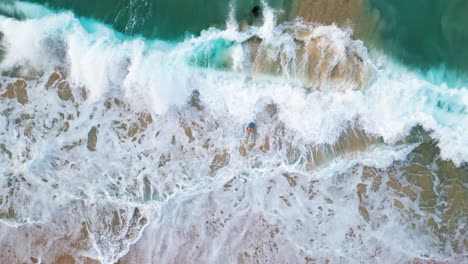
0, 201, 148, 264
246, 28, 375, 90
104, 97, 154, 144
233, 104, 383, 174
0, 69, 92, 160
290, 0, 382, 42
46, 69, 88, 102
1, 79, 29, 105
401, 141, 467, 254
352, 133, 468, 256
193, 20, 375, 91
87, 126, 98, 151
231, 24, 376, 91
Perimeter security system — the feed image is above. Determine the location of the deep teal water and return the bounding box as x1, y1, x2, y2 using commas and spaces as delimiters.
25, 0, 291, 40
367, 0, 468, 84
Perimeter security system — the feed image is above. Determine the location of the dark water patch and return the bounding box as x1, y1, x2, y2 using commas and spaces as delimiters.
367, 0, 468, 78
25, 0, 292, 40
0, 32, 5, 63
0, 143, 12, 159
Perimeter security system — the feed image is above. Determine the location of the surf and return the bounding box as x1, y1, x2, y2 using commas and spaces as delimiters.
0, 1, 466, 263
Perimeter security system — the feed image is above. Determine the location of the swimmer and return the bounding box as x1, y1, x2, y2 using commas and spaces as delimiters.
245, 122, 255, 140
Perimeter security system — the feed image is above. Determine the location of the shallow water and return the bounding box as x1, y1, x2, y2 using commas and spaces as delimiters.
0, 1, 466, 263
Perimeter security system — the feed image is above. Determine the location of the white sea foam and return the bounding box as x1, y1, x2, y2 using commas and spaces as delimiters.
0, 2, 466, 263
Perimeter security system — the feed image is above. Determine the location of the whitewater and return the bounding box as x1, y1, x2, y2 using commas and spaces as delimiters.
0, 1, 466, 263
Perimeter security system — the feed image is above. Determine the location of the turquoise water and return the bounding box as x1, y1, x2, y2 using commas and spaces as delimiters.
367, 0, 468, 85
6, 0, 468, 79
15, 0, 468, 88
25, 0, 292, 40
0, 1, 466, 263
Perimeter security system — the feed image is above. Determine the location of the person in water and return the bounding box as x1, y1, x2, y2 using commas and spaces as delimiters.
252, 5, 261, 17
245, 122, 255, 140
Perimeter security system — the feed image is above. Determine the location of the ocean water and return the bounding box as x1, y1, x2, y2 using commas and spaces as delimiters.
0, 1, 466, 263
